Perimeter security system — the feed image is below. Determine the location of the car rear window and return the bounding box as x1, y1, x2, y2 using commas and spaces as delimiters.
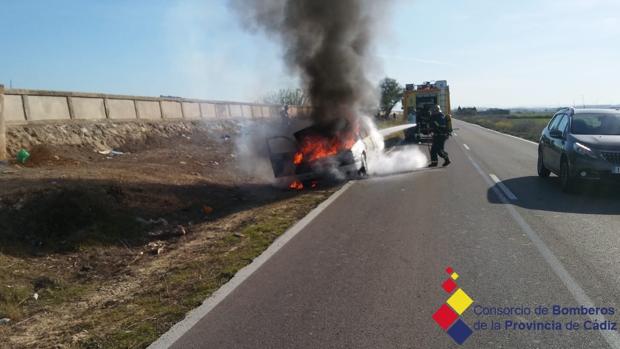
571, 113, 620, 135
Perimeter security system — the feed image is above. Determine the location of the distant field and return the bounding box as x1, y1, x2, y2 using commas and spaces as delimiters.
457, 113, 553, 142
375, 116, 406, 130
374, 117, 408, 147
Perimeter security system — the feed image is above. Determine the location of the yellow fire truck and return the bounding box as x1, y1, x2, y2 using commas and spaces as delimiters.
402, 80, 452, 142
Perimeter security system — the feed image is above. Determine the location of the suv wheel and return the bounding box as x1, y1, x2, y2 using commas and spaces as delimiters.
537, 149, 551, 178
560, 158, 575, 193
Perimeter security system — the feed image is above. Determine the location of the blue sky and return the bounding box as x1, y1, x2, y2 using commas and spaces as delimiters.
1, 0, 618, 108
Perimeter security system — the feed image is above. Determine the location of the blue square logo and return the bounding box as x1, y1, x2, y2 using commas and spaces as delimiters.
447, 319, 473, 345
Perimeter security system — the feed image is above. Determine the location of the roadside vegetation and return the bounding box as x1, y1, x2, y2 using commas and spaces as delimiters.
375, 115, 405, 129
0, 128, 338, 349
456, 110, 554, 142
375, 114, 407, 148
378, 77, 404, 118
262, 88, 309, 106
0, 184, 335, 349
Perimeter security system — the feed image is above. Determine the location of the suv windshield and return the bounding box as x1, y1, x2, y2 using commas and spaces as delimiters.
571, 113, 620, 135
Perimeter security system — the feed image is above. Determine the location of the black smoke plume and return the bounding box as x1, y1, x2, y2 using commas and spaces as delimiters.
231, 0, 388, 135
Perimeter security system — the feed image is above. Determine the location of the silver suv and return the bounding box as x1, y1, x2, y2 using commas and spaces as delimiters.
537, 108, 620, 192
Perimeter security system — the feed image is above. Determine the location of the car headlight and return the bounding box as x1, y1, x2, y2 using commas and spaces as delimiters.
573, 142, 598, 159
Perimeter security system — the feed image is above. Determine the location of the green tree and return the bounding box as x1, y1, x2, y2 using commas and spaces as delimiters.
379, 77, 404, 117
262, 88, 309, 106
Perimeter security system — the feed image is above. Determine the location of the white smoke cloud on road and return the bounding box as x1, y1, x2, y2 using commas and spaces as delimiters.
368, 146, 428, 176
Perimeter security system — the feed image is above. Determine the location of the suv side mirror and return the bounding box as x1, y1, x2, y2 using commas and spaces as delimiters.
549, 129, 564, 139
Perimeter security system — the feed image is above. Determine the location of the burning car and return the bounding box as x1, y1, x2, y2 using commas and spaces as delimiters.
267, 120, 381, 188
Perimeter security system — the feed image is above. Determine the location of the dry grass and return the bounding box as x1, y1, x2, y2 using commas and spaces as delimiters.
0, 188, 335, 349
458, 114, 552, 142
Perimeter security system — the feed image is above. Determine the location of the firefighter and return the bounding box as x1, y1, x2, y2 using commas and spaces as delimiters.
428, 104, 451, 167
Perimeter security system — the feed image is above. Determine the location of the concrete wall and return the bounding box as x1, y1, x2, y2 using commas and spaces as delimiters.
26, 95, 71, 121
0, 85, 5, 161
72, 97, 106, 120
136, 101, 162, 120
161, 101, 183, 119
215, 104, 229, 119
4, 95, 26, 122
201, 103, 217, 119
251, 105, 263, 118
262, 106, 271, 118
228, 104, 243, 118
182, 102, 201, 120
1, 88, 302, 125
107, 99, 137, 120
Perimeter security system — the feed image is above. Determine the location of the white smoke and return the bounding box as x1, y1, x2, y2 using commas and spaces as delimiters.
233, 120, 289, 184
362, 116, 429, 176
368, 145, 428, 176
232, 118, 314, 186
233, 114, 428, 186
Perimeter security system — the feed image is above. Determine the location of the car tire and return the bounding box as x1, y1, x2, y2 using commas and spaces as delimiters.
560, 158, 576, 193
537, 149, 551, 178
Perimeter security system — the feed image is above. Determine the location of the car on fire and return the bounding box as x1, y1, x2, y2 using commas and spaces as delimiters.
267, 120, 381, 187
537, 108, 620, 192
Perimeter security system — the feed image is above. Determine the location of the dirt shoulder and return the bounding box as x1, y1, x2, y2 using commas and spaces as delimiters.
0, 124, 338, 348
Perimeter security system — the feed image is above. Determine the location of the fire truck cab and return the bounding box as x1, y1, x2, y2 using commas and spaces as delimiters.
402, 80, 452, 143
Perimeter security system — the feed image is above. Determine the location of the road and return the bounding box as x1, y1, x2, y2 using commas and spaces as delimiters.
153, 119, 620, 348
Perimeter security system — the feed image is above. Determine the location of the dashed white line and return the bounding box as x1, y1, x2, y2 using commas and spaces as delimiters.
465, 154, 620, 349
463, 144, 470, 151
489, 173, 518, 201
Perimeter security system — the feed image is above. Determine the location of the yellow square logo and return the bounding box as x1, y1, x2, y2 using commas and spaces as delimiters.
446, 288, 473, 315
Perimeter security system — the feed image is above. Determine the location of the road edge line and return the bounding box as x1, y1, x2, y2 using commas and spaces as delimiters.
489, 173, 518, 200
147, 181, 356, 349
465, 153, 620, 349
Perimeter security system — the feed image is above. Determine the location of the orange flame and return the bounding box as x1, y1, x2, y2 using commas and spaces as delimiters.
289, 180, 304, 190
293, 129, 357, 165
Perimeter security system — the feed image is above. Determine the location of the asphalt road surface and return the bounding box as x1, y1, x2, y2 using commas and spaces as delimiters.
156, 119, 620, 348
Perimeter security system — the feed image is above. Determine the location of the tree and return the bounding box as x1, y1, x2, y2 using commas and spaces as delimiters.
262, 88, 309, 106
379, 77, 404, 117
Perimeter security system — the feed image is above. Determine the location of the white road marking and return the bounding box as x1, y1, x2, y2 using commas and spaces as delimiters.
463, 144, 470, 151
453, 132, 458, 136
466, 154, 620, 349
148, 181, 356, 349
489, 174, 518, 201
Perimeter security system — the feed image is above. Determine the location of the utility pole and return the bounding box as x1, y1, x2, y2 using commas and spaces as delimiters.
0, 84, 6, 162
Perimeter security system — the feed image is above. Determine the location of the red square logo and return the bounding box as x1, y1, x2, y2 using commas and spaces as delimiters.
432, 304, 458, 330
442, 278, 457, 293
